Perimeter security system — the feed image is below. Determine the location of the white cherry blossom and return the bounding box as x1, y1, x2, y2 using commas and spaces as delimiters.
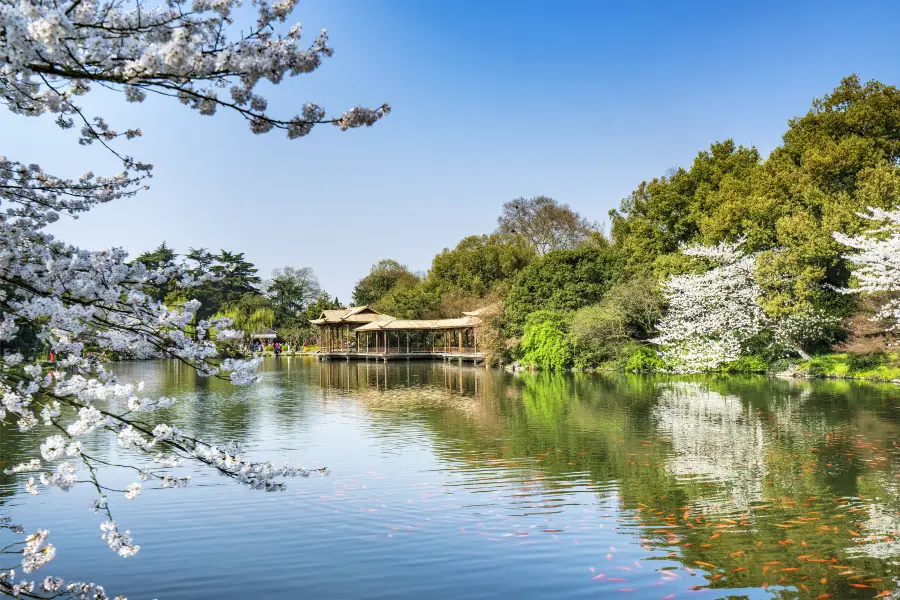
652, 240, 820, 371
834, 207, 900, 332
1, 0, 369, 593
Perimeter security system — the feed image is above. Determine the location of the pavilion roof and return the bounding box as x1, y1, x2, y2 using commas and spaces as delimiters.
355, 316, 481, 331
309, 305, 385, 325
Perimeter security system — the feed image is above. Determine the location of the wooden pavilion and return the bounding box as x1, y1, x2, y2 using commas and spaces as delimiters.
309, 306, 389, 353
311, 305, 487, 362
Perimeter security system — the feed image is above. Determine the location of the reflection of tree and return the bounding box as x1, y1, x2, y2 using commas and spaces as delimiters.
653, 381, 766, 511
313, 363, 900, 597
7, 359, 894, 597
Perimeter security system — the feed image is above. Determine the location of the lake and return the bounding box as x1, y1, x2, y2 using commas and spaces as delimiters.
2, 358, 900, 599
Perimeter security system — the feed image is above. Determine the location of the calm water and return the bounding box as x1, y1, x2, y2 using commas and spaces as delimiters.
3, 359, 900, 599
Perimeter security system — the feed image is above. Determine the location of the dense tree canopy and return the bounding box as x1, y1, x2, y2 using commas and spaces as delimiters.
608, 139, 761, 278
429, 234, 534, 297
352, 259, 420, 307
133, 242, 178, 301
162, 248, 262, 323
503, 243, 616, 335
265, 266, 322, 327
343, 75, 900, 372
609, 76, 900, 323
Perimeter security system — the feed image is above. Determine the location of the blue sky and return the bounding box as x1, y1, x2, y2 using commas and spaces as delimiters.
6, 0, 900, 300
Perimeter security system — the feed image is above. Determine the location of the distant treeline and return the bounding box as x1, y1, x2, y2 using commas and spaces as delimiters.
133, 245, 341, 349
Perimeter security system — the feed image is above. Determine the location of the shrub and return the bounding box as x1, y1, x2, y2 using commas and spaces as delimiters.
717, 355, 769, 374
621, 344, 665, 372
570, 304, 628, 369
519, 311, 572, 370
569, 275, 665, 369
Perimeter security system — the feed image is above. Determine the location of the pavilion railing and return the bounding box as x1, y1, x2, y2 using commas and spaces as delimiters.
323, 345, 479, 355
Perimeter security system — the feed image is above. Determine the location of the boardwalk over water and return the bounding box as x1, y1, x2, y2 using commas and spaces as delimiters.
312, 305, 491, 365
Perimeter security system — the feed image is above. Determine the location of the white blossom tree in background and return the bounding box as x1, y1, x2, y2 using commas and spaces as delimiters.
833, 207, 900, 333
0, 0, 387, 596
651, 240, 828, 372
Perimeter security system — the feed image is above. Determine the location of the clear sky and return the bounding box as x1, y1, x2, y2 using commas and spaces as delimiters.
6, 0, 900, 301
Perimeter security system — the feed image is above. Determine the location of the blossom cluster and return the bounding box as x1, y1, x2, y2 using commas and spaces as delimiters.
651, 240, 824, 371
0, 520, 128, 599
0, 0, 389, 147
0, 0, 370, 593
833, 207, 900, 333
651, 241, 768, 371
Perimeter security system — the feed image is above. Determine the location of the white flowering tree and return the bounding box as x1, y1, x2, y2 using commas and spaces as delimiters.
651, 241, 827, 372
0, 0, 387, 596
833, 207, 900, 332
651, 241, 766, 372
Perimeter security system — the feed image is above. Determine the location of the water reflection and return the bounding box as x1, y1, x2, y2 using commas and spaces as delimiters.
1, 358, 899, 599
653, 382, 767, 510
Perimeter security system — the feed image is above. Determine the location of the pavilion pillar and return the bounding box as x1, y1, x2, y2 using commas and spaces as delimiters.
458, 329, 462, 353
473, 327, 477, 353
406, 332, 410, 354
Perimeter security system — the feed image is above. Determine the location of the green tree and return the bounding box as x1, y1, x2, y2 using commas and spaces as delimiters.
352, 259, 420, 306
608, 139, 761, 278
374, 282, 442, 319
429, 233, 534, 297
519, 311, 572, 370
219, 293, 276, 333
168, 248, 263, 323
504, 244, 615, 335
133, 242, 178, 301
265, 266, 322, 327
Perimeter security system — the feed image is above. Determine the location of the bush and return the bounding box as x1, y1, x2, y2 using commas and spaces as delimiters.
716, 355, 769, 374
569, 275, 666, 369
570, 304, 628, 369
846, 351, 887, 371
621, 344, 665, 372
519, 311, 572, 370
799, 352, 900, 380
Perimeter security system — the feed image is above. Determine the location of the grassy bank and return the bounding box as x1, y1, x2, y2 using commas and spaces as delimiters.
795, 352, 900, 382
585, 347, 900, 384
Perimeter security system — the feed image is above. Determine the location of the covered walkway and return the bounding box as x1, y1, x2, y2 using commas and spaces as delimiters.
311, 306, 489, 363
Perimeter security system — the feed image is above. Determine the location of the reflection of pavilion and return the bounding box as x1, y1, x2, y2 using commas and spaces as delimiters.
315, 360, 486, 398
653, 382, 766, 510
310, 305, 488, 363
